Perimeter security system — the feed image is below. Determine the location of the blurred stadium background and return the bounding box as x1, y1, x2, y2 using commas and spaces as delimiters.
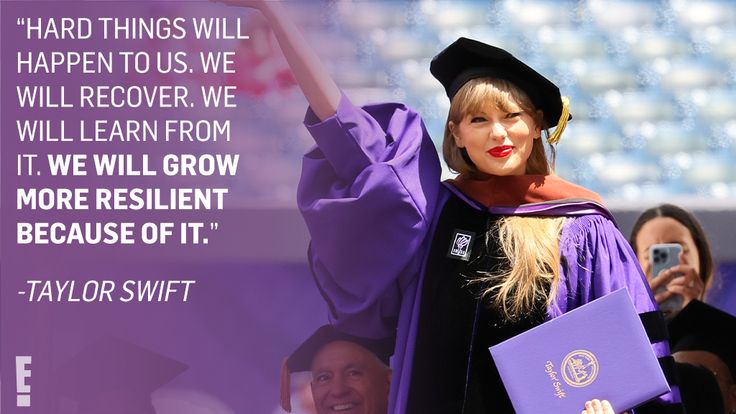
230, 0, 736, 207
223, 0, 735, 308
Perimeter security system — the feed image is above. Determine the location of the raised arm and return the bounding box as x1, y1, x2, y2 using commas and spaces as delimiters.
217, 1, 443, 339
213, 0, 341, 120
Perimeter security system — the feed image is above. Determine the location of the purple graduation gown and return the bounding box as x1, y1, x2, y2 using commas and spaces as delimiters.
297, 94, 681, 413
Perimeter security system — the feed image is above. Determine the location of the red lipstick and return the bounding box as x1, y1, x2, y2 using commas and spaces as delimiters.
488, 145, 513, 158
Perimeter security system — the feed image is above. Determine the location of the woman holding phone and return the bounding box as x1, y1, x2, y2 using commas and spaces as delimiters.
631, 205, 724, 414
630, 204, 715, 313
216, 1, 683, 413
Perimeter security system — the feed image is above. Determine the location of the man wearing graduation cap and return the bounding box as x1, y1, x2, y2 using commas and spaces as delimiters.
212, 2, 683, 412
669, 301, 736, 414
280, 325, 393, 414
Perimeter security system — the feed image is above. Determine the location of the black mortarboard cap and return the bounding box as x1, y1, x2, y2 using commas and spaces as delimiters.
280, 325, 394, 412
430, 37, 569, 131
669, 300, 736, 378
55, 336, 187, 413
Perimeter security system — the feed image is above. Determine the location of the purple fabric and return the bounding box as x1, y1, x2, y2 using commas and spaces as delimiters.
297, 94, 679, 413
491, 289, 670, 413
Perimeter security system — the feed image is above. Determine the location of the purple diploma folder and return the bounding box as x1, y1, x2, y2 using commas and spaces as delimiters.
489, 288, 669, 413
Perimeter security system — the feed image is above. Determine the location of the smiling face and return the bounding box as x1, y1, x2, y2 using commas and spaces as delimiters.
443, 77, 549, 176
310, 341, 391, 414
450, 102, 541, 176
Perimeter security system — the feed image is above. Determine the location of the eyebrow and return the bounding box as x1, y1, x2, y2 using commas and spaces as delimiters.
467, 107, 523, 116
343, 363, 366, 371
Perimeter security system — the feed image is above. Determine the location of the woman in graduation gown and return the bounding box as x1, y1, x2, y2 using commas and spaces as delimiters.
216, 1, 682, 413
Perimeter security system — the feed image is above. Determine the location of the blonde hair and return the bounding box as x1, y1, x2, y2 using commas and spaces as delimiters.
475, 216, 567, 320
445, 77, 566, 320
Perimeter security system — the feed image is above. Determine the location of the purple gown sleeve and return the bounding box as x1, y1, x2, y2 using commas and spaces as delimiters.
297, 94, 441, 338
554, 214, 682, 406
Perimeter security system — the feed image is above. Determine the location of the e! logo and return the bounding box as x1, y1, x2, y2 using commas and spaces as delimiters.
16, 356, 31, 407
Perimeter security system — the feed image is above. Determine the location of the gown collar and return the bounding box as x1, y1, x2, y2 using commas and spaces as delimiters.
444, 174, 614, 221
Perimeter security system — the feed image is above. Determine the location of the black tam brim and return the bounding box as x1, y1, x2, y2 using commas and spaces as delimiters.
430, 37, 569, 128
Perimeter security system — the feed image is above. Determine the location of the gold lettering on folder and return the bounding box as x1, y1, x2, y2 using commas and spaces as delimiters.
561, 350, 598, 387
544, 361, 567, 398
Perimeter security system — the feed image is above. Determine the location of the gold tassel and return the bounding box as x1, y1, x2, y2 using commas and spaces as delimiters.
547, 96, 569, 145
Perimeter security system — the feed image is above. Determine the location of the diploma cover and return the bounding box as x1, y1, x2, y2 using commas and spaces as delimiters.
489, 288, 670, 413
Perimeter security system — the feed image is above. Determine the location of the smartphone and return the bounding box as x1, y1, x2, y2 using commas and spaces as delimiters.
650, 243, 682, 278
649, 243, 683, 314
